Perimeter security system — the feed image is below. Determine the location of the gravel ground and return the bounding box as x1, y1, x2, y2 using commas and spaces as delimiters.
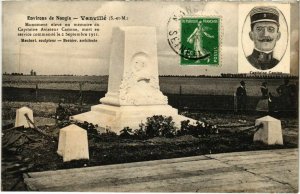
1, 101, 298, 191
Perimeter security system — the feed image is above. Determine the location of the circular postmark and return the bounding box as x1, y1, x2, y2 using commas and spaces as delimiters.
167, 9, 205, 61
167, 8, 220, 65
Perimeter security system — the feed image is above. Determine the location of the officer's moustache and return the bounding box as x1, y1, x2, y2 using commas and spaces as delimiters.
258, 36, 273, 42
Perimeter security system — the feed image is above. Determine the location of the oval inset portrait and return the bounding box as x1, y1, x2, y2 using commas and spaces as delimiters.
241, 6, 288, 70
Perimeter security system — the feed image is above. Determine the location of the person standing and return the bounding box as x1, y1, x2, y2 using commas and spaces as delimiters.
276, 79, 292, 111
260, 82, 269, 99
236, 81, 247, 113
256, 81, 269, 112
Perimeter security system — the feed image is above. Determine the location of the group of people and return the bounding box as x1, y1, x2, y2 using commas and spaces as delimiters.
235, 79, 297, 113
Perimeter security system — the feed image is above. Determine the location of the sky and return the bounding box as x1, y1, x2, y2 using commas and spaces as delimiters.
2, 1, 299, 76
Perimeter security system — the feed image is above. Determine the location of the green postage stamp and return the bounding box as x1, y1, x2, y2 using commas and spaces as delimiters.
180, 17, 220, 66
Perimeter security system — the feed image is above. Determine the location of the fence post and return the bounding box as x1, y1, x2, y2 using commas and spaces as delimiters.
179, 85, 182, 95
79, 82, 83, 106
178, 85, 182, 109
35, 84, 38, 102
234, 92, 237, 113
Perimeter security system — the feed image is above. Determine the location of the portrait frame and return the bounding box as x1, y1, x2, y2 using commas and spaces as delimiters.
238, 3, 290, 73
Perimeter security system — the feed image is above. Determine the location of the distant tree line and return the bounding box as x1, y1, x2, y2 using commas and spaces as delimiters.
2, 72, 298, 79
3, 70, 37, 76
3, 72, 24, 75
160, 75, 222, 78
160, 73, 298, 79
220, 73, 298, 79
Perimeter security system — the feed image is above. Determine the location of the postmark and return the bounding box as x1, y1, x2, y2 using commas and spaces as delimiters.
167, 9, 221, 66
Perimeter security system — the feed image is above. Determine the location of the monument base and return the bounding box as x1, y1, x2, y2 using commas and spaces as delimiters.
70, 104, 197, 134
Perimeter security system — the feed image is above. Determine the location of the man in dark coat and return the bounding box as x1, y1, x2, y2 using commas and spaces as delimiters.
236, 81, 247, 113
247, 6, 281, 70
276, 79, 292, 111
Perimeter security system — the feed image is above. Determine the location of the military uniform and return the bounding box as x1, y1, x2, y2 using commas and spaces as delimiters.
247, 49, 279, 70
247, 6, 280, 70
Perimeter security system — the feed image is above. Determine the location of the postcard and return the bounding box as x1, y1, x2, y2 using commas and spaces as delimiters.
2, 0, 299, 192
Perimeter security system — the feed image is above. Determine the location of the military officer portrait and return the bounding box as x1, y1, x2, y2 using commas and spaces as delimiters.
246, 6, 283, 70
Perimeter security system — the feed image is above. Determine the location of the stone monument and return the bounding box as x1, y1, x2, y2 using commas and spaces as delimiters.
253, 115, 283, 145
71, 26, 196, 133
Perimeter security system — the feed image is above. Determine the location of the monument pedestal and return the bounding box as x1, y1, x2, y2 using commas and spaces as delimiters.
71, 26, 197, 134
71, 104, 193, 133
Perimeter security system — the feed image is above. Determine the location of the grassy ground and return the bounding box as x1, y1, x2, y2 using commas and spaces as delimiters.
1, 101, 298, 191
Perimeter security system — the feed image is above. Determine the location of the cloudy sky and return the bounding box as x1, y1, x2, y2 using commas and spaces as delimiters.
2, 1, 299, 75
